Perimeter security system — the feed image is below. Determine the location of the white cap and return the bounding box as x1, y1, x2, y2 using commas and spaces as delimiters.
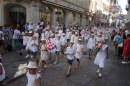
78, 39, 82, 41
26, 61, 37, 68
91, 34, 94, 35
67, 29, 69, 31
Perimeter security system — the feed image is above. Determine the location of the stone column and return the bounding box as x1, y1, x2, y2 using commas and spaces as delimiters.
80, 15, 85, 26
51, 8, 57, 26
74, 13, 79, 23
29, 2, 39, 27
64, 11, 69, 27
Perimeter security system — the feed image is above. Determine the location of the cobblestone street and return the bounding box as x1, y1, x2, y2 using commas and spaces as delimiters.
2, 44, 130, 86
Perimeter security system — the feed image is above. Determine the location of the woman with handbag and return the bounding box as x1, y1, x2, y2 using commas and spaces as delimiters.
122, 34, 130, 64
117, 36, 124, 58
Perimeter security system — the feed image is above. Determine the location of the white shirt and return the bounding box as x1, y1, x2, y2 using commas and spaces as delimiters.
87, 38, 95, 49
0, 31, 4, 40
26, 72, 41, 86
13, 30, 20, 39
31, 40, 38, 52
66, 46, 76, 60
59, 30, 63, 36
50, 38, 56, 43
45, 31, 49, 39
0, 63, 5, 81
76, 44, 83, 53
23, 36, 28, 46
96, 37, 102, 44
61, 36, 67, 45
33, 33, 39, 40
66, 32, 71, 39
55, 39, 62, 51
41, 33, 45, 39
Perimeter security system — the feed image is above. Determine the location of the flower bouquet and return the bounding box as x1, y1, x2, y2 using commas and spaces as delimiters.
95, 44, 103, 52
47, 41, 56, 50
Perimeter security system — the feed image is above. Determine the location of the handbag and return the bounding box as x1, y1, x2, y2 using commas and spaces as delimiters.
118, 43, 123, 47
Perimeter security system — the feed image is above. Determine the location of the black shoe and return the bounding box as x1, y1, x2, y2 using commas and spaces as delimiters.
19, 53, 23, 55
89, 57, 91, 60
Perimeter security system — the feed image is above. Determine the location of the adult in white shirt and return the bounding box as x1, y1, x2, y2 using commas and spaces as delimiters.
87, 34, 95, 59
13, 27, 20, 48
28, 22, 34, 31
54, 34, 62, 65
66, 41, 76, 76
33, 29, 39, 41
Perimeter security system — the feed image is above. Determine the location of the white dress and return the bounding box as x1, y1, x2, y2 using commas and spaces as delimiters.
26, 72, 41, 86
26, 37, 32, 50
94, 44, 108, 68
75, 44, 83, 59
41, 44, 48, 61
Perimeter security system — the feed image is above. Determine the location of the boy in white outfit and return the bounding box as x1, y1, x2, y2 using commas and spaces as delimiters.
61, 33, 67, 55
65, 41, 76, 76
30, 36, 38, 61
87, 34, 95, 59
54, 34, 62, 65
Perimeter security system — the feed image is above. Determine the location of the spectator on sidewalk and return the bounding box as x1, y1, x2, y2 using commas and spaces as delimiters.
0, 54, 5, 86
122, 34, 130, 64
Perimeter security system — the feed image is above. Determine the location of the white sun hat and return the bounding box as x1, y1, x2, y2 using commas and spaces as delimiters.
70, 41, 74, 43
67, 29, 69, 31
75, 32, 78, 34
57, 34, 61, 37
78, 39, 82, 41
26, 61, 37, 68
62, 33, 66, 35
41, 37, 46, 41
51, 34, 54, 36
29, 31, 32, 33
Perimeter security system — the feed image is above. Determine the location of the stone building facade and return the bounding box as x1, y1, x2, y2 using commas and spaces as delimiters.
0, 0, 95, 27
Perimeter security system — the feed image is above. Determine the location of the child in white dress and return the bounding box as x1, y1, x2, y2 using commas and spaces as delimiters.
87, 34, 95, 59
26, 61, 41, 86
38, 38, 48, 72
65, 41, 76, 76
94, 40, 108, 78
41, 30, 45, 39
75, 39, 83, 69
26, 31, 33, 58
30, 36, 38, 60
54, 34, 62, 65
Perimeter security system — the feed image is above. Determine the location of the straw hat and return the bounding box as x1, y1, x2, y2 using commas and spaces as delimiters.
62, 33, 66, 35
78, 39, 82, 41
26, 61, 37, 68
41, 37, 46, 41
51, 34, 54, 36
0, 54, 2, 59
75, 32, 78, 34
67, 29, 69, 31
70, 41, 74, 43
57, 34, 61, 37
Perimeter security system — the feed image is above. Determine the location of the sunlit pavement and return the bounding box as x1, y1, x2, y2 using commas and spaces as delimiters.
3, 44, 130, 86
